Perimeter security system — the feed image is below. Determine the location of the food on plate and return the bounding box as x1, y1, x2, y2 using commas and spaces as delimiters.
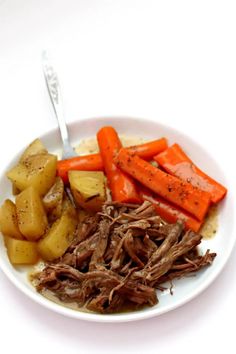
34, 201, 216, 313
57, 153, 103, 183
0, 125, 227, 314
69, 171, 106, 212
0, 199, 23, 239
16, 186, 48, 241
12, 183, 21, 196
139, 187, 203, 232
154, 143, 227, 203
4, 237, 39, 265
19, 138, 48, 163
43, 176, 64, 222
57, 137, 167, 183
115, 148, 211, 220
127, 137, 167, 159
7, 140, 57, 196
38, 205, 77, 261
97, 126, 140, 203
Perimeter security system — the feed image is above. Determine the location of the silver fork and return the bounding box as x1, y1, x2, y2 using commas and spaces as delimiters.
42, 51, 77, 159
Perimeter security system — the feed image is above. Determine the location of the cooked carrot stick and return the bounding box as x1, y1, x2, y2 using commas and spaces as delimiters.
57, 154, 103, 183
154, 143, 227, 203
139, 187, 202, 232
57, 138, 168, 183
97, 127, 140, 203
114, 148, 211, 221
127, 137, 168, 159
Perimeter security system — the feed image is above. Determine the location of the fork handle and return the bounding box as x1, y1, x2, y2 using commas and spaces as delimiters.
42, 51, 70, 148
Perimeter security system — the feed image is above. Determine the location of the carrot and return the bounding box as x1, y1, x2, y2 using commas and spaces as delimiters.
57, 138, 168, 183
127, 137, 168, 159
154, 143, 227, 203
139, 187, 202, 232
97, 127, 140, 203
57, 154, 103, 183
114, 148, 211, 221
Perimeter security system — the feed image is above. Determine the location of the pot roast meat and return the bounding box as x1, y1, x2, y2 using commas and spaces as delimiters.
110, 234, 126, 270
156, 250, 216, 285
34, 201, 217, 314
123, 230, 145, 267
89, 218, 111, 270
75, 214, 99, 244
142, 230, 203, 286
147, 220, 184, 267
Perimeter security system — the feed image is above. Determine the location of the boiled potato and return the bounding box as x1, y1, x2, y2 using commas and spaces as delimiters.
12, 183, 21, 196
38, 209, 77, 261
5, 237, 39, 265
7, 153, 57, 196
61, 194, 77, 217
43, 176, 64, 211
43, 177, 64, 221
20, 139, 47, 163
0, 199, 23, 239
16, 186, 48, 241
69, 171, 106, 212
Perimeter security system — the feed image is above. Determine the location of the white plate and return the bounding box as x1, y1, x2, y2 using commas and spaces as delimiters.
0, 116, 235, 323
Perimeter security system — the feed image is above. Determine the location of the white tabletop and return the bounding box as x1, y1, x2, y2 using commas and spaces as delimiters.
0, 1, 236, 353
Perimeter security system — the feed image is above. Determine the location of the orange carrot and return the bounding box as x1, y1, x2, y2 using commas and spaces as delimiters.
127, 138, 168, 159
97, 127, 140, 203
139, 187, 202, 232
154, 143, 227, 203
57, 138, 168, 183
57, 154, 103, 183
115, 148, 211, 221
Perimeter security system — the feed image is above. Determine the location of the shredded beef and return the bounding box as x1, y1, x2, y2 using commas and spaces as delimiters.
34, 201, 216, 314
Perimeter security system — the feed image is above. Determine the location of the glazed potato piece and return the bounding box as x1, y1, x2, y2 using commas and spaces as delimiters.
7, 153, 57, 196
43, 177, 64, 221
38, 208, 77, 261
0, 199, 23, 239
69, 171, 106, 212
5, 237, 39, 265
16, 186, 48, 241
20, 139, 48, 163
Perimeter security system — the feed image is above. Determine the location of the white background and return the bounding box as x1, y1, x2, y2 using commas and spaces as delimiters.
0, 1, 236, 353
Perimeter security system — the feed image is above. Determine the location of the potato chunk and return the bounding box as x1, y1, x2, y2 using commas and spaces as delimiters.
38, 209, 77, 261
69, 171, 106, 212
16, 186, 48, 240
43, 176, 64, 221
5, 237, 39, 265
7, 153, 57, 196
20, 139, 48, 163
0, 199, 23, 239
12, 183, 21, 196
62, 193, 77, 214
